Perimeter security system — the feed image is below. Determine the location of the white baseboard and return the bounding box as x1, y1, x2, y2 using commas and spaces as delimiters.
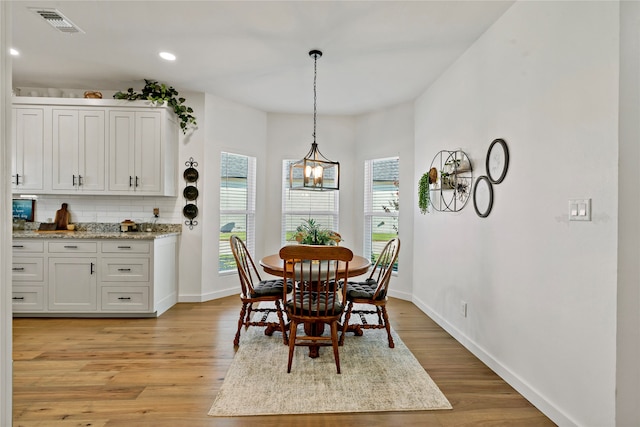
411, 295, 578, 427
178, 287, 237, 303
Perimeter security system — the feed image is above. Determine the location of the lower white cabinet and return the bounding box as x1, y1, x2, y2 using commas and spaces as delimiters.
12, 241, 45, 312
48, 257, 98, 311
12, 235, 178, 317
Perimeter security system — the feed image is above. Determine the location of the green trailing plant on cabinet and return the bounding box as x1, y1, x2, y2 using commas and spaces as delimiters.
114, 79, 197, 134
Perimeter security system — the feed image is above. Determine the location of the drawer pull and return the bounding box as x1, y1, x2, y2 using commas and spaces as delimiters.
12, 267, 25, 271
12, 245, 24, 248
64, 245, 79, 249
118, 297, 132, 301
117, 268, 132, 272
12, 296, 25, 301
90, 262, 95, 275
117, 246, 132, 249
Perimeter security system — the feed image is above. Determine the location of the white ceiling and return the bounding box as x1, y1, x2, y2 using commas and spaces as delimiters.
11, 1, 514, 115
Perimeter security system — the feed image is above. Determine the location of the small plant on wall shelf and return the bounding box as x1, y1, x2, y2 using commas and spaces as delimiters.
418, 167, 437, 214
114, 79, 197, 134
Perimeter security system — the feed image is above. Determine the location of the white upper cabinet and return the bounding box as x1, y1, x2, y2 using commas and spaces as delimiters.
12, 98, 178, 196
109, 110, 166, 194
52, 109, 106, 192
11, 108, 45, 191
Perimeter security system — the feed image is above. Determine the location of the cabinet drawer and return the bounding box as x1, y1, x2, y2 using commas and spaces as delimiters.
49, 241, 98, 253
12, 286, 45, 311
101, 258, 150, 282
101, 287, 150, 312
12, 240, 44, 253
101, 241, 150, 254
12, 257, 44, 281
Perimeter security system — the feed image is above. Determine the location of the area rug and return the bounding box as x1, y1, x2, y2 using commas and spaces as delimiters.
208, 304, 452, 417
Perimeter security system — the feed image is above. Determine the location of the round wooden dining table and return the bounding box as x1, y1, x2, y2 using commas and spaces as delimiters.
259, 251, 371, 358
259, 253, 371, 278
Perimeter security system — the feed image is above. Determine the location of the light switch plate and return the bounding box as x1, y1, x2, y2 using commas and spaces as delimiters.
569, 198, 591, 221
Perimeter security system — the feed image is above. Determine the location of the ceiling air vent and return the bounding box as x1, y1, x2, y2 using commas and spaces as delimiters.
29, 8, 84, 34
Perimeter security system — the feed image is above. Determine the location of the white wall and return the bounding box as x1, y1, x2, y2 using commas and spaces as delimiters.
1, 2, 12, 424
355, 102, 414, 300
263, 114, 358, 257
617, 2, 640, 426
175, 91, 206, 302
196, 94, 268, 301
412, 2, 618, 426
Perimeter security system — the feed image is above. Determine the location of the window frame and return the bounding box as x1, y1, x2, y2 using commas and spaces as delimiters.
281, 159, 339, 247
364, 156, 399, 271
219, 152, 256, 274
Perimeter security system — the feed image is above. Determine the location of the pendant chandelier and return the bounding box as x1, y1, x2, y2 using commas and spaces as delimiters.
289, 50, 340, 191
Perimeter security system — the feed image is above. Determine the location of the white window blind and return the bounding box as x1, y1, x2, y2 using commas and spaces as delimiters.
281, 160, 339, 247
219, 152, 256, 273
364, 157, 399, 270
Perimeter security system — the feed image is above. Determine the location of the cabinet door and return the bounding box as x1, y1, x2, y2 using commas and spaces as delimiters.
78, 110, 106, 191
135, 111, 162, 193
48, 257, 97, 311
52, 110, 79, 190
109, 111, 136, 192
12, 108, 45, 191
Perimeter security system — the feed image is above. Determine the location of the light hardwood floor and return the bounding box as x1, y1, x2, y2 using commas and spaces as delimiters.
13, 296, 555, 426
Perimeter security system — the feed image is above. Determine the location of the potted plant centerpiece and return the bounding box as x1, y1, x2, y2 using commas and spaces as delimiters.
292, 218, 342, 245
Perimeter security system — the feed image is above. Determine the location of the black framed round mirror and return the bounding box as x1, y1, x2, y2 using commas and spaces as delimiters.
473, 176, 494, 218
486, 138, 509, 184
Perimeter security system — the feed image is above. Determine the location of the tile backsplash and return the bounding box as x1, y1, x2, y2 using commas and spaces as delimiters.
20, 194, 184, 225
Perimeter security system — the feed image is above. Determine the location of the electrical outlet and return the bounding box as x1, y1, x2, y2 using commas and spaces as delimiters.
460, 301, 468, 318
153, 208, 159, 217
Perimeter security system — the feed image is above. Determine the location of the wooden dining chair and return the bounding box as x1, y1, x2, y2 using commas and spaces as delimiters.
230, 235, 291, 346
279, 244, 353, 374
339, 237, 400, 348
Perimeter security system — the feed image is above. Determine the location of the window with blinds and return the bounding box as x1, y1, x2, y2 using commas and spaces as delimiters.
364, 157, 399, 271
220, 152, 256, 273
281, 160, 339, 247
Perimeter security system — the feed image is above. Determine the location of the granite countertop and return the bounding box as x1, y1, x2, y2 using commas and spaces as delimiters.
12, 222, 181, 240
12, 230, 180, 240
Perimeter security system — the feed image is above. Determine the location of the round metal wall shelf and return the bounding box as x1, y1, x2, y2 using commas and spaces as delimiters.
429, 150, 473, 212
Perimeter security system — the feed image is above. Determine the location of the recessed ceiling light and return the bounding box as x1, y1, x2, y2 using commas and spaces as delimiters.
10, 48, 19, 56
159, 52, 176, 61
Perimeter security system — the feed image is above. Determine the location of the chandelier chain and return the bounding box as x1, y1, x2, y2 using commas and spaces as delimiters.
313, 52, 317, 144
